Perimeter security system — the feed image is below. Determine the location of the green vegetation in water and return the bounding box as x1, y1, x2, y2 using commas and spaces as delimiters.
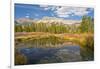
80, 35, 94, 60
15, 50, 27, 65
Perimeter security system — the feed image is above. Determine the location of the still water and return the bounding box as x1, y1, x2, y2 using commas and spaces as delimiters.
15, 36, 94, 65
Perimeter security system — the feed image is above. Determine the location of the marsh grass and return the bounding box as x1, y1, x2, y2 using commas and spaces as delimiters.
78, 35, 94, 60
15, 33, 94, 48
15, 49, 27, 65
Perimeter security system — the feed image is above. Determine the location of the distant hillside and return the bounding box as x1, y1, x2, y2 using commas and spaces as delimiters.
15, 18, 34, 24
15, 17, 81, 26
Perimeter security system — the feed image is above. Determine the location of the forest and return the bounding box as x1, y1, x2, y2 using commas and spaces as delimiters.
15, 16, 94, 34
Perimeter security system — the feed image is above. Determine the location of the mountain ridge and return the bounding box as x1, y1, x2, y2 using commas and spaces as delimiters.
15, 17, 81, 25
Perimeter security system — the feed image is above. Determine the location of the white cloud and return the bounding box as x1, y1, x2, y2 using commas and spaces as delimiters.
72, 7, 89, 16
39, 5, 91, 18
74, 11, 89, 16
40, 5, 49, 8
25, 15, 29, 18
39, 5, 51, 10
54, 6, 90, 17
40, 5, 57, 11
54, 7, 72, 17
25, 13, 30, 18
58, 14, 70, 18
44, 7, 50, 10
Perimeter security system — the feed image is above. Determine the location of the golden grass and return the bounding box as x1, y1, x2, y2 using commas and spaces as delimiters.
15, 32, 94, 48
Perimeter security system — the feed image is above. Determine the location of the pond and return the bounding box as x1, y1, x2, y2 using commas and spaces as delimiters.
15, 36, 94, 65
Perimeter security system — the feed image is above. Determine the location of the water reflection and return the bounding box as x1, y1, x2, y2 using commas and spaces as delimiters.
15, 36, 94, 65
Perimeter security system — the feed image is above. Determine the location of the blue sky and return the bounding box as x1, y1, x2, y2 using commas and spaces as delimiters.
15, 4, 94, 20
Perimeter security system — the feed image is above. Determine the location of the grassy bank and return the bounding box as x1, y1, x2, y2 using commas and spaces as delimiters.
15, 32, 94, 48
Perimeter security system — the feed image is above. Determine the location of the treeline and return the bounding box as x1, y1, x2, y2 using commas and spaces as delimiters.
79, 16, 94, 33
15, 16, 94, 33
